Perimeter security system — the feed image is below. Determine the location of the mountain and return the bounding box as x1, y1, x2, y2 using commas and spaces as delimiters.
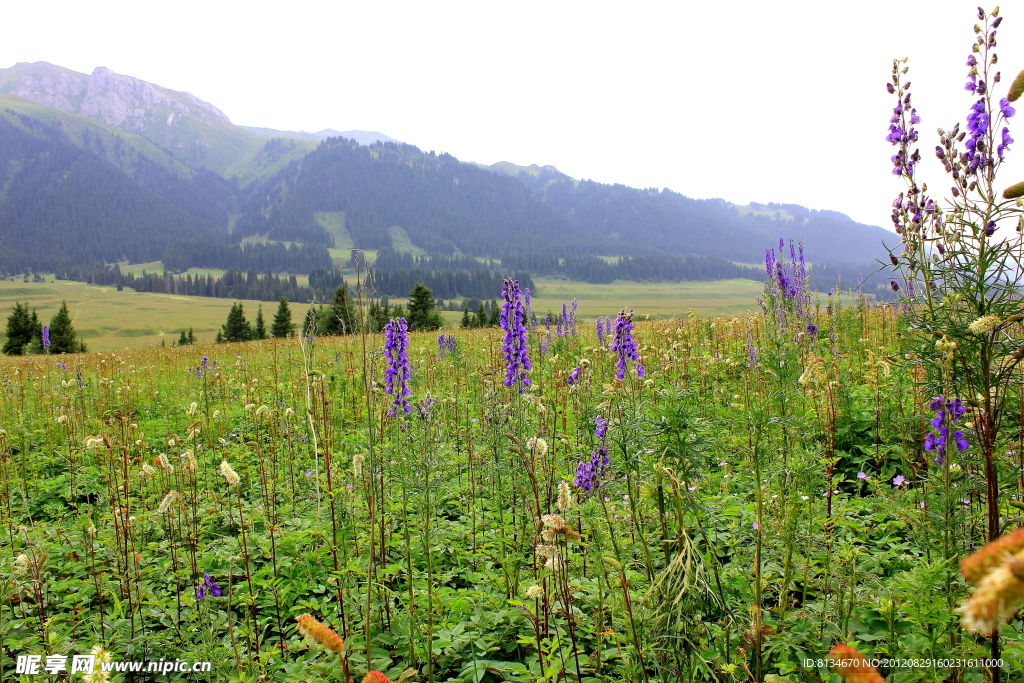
489, 164, 895, 265
0, 60, 897, 293
0, 110, 222, 271
0, 62, 313, 182
233, 138, 595, 255
241, 126, 400, 146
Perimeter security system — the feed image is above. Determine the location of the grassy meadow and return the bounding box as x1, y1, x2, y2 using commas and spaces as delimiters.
0, 278, 766, 353
0, 282, 1018, 682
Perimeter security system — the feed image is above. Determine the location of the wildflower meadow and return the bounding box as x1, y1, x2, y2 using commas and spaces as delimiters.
5, 7, 1024, 683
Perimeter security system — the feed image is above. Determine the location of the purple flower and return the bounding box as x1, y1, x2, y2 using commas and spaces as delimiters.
857, 472, 869, 480
924, 395, 968, 466
41, 325, 50, 350
998, 127, 1014, 160
610, 310, 642, 380
437, 334, 457, 358
196, 573, 221, 599
574, 415, 610, 491
500, 279, 532, 389
383, 317, 412, 416
893, 475, 906, 486
595, 318, 605, 345
806, 322, 819, 338
964, 98, 991, 175
566, 365, 582, 385
1001, 98, 1017, 119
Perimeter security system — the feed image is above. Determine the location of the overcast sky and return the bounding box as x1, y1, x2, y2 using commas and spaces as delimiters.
2, 0, 1020, 231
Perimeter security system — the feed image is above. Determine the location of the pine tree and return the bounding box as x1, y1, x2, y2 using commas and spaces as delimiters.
321, 285, 358, 335
48, 301, 80, 354
407, 282, 443, 331
221, 303, 252, 343
178, 330, 188, 346
188, 328, 195, 345
271, 297, 294, 338
254, 305, 267, 340
460, 308, 472, 329
3, 301, 41, 355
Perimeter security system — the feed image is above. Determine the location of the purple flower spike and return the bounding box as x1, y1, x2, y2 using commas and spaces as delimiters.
41, 325, 50, 350
924, 396, 969, 466
500, 279, 532, 389
610, 310, 642, 379
383, 317, 412, 416
574, 415, 610, 491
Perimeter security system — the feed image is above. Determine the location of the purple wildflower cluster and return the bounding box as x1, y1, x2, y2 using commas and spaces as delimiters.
383, 317, 412, 416
924, 395, 969, 466
500, 279, 531, 388
556, 302, 578, 337
574, 415, 610, 491
761, 238, 811, 328
41, 325, 50, 350
566, 365, 583, 385
437, 334, 457, 359
917, 8, 1015, 220
595, 316, 613, 346
744, 325, 758, 368
610, 310, 644, 379
196, 573, 221, 599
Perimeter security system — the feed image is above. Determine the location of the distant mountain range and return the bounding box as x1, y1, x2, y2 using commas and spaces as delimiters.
241, 126, 399, 146
0, 60, 898, 296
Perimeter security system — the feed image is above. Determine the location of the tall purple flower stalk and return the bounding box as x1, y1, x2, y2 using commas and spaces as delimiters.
196, 573, 221, 599
500, 279, 531, 388
41, 325, 50, 350
437, 334, 457, 359
924, 395, 969, 466
574, 415, 610, 491
610, 309, 644, 379
761, 238, 811, 327
383, 317, 412, 416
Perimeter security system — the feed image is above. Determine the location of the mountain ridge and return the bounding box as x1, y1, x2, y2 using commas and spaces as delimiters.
0, 60, 896, 294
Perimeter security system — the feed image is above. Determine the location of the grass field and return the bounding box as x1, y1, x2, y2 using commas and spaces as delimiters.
0, 277, 766, 353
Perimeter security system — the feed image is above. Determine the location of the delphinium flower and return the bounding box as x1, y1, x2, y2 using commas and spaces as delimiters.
41, 325, 50, 350
196, 573, 221, 599
383, 317, 412, 415
923, 395, 969, 466
437, 333, 457, 358
610, 309, 644, 379
595, 317, 606, 346
566, 365, 582, 385
574, 415, 610, 491
500, 279, 532, 389
744, 325, 759, 368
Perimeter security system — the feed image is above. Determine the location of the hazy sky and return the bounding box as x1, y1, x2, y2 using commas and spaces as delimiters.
2, 0, 1021, 232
